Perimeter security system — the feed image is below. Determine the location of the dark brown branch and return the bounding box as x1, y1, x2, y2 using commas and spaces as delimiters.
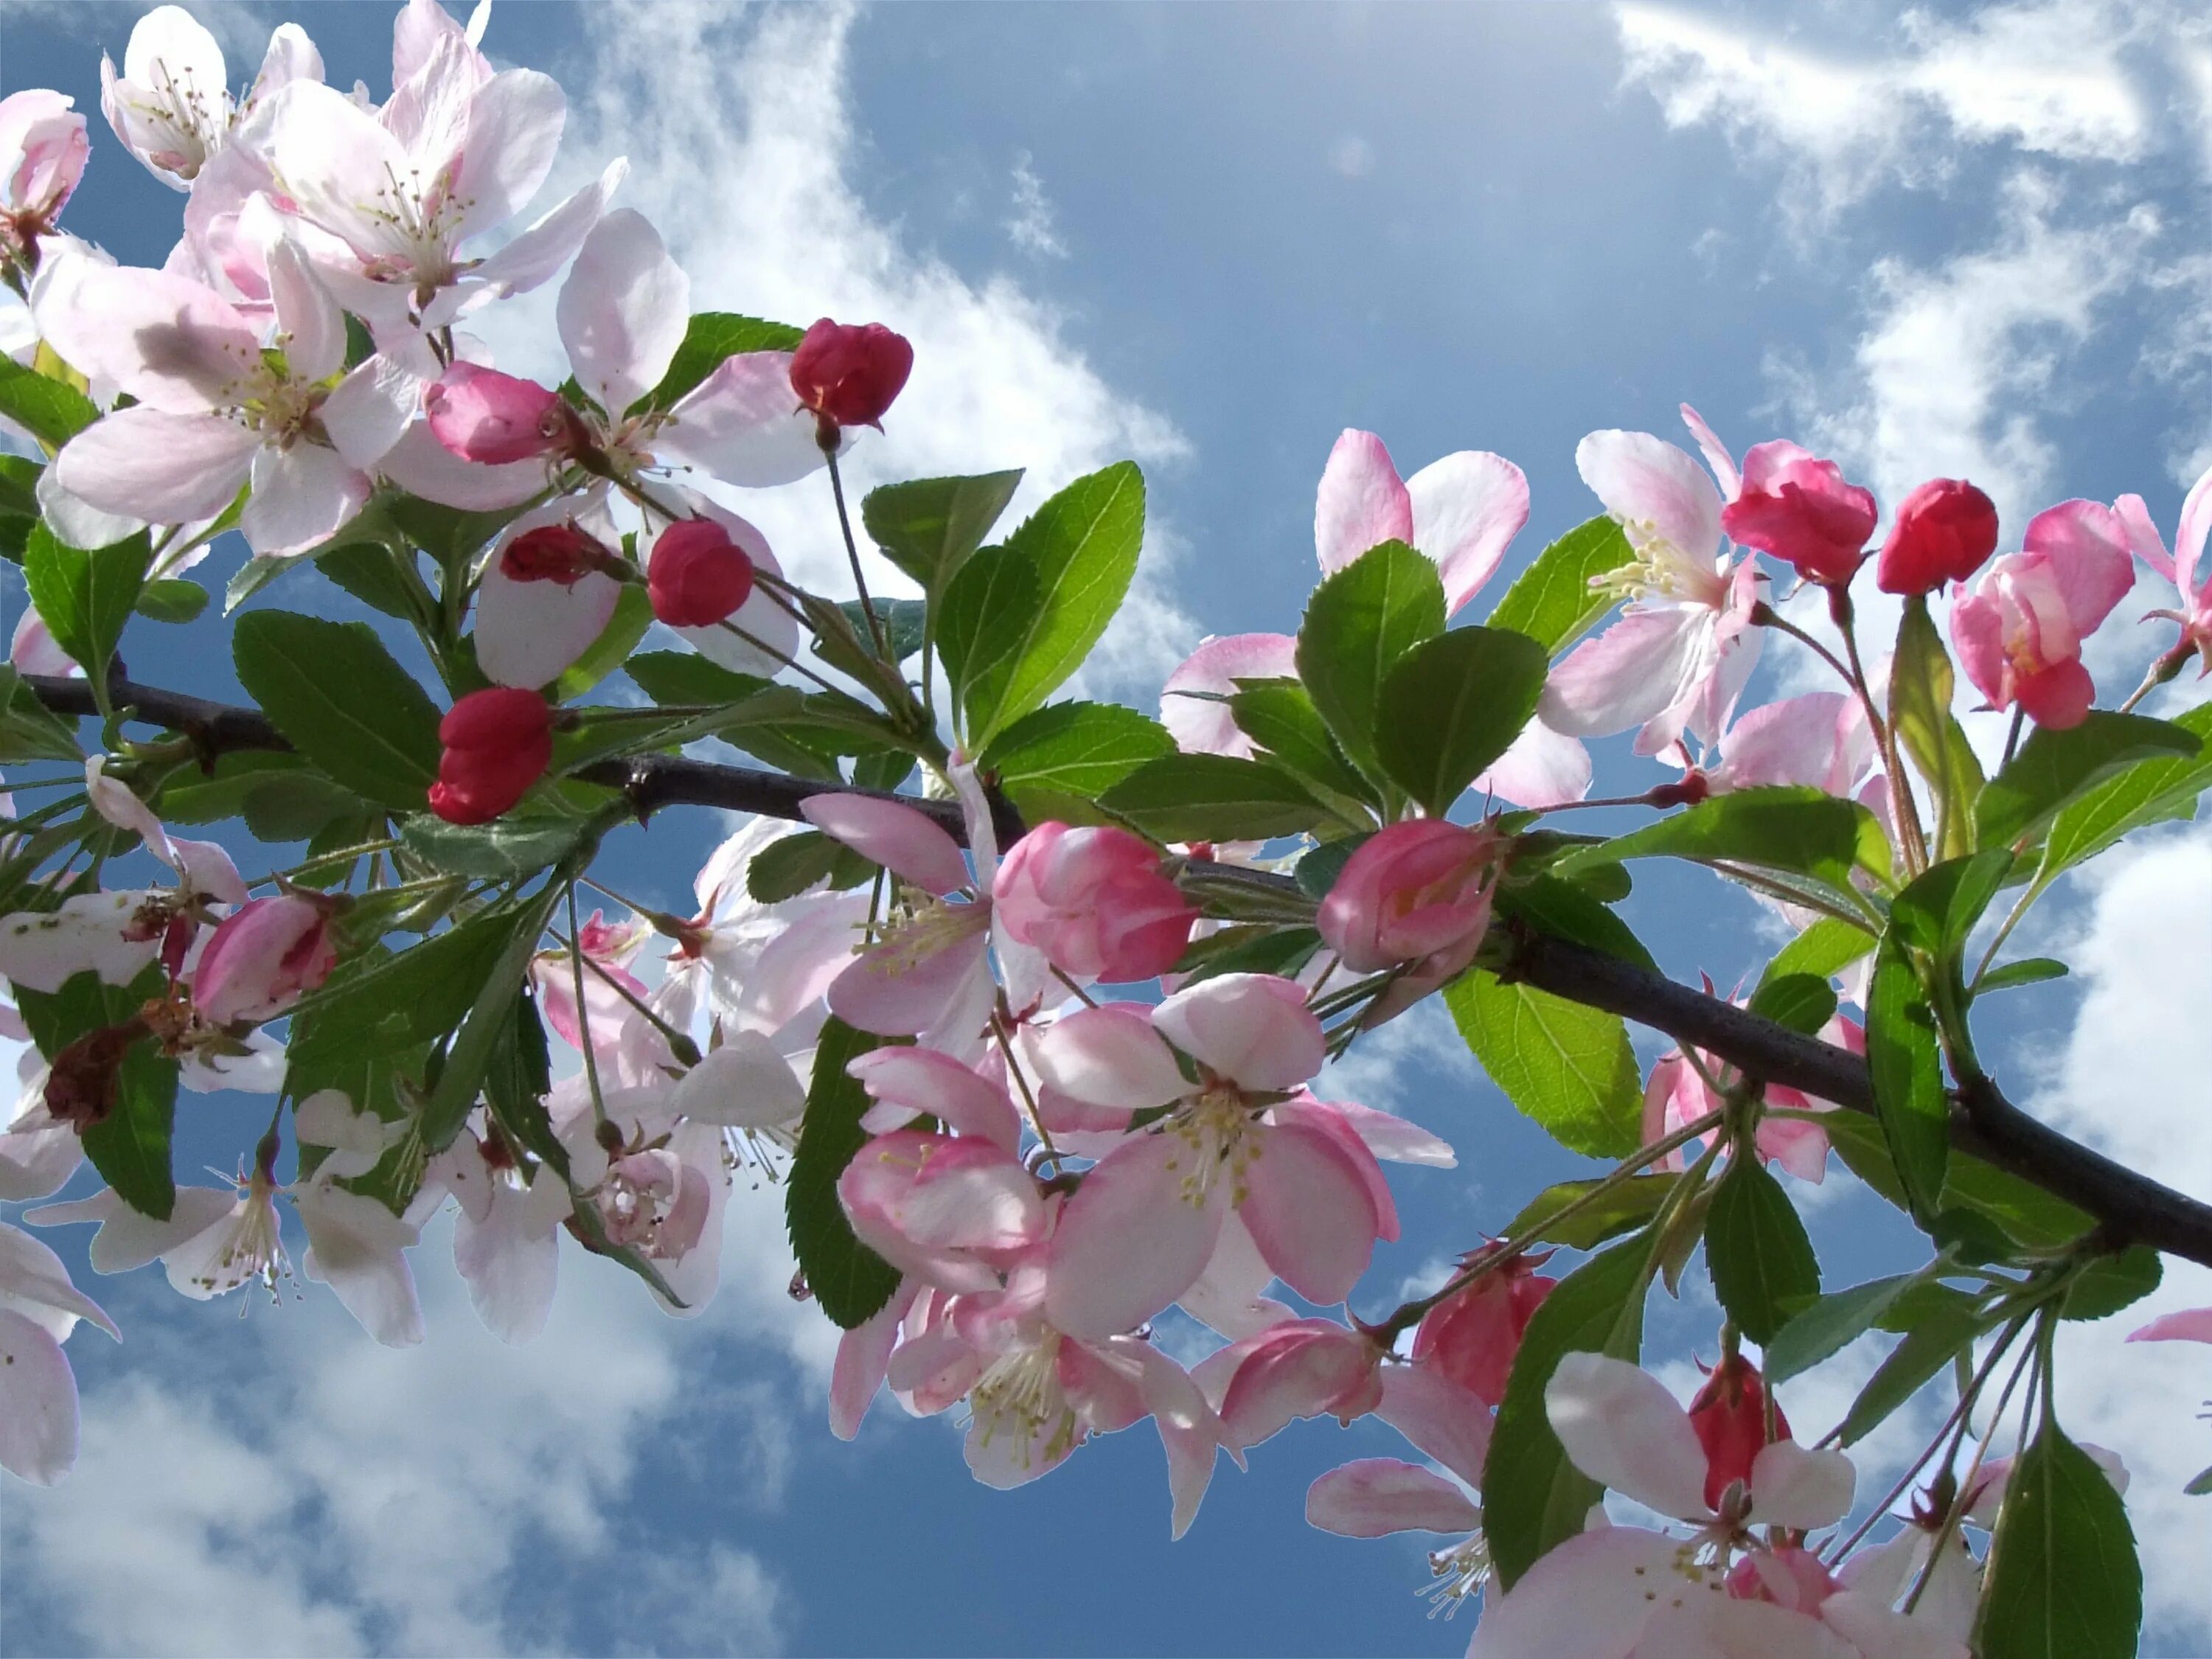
24, 672, 2212, 1270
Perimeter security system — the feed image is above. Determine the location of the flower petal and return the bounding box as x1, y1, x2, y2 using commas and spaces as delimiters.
1544, 1351, 1710, 1520
1046, 1130, 1225, 1340
1306, 1458, 1480, 1537
800, 793, 968, 893
1748, 1438, 1856, 1528
1474, 716, 1592, 810
1467, 1526, 1718, 1659
1239, 1117, 1382, 1306
1153, 973, 1324, 1091
1315, 429, 1413, 574
1158, 633, 1298, 759
1029, 1001, 1186, 1113
473, 560, 620, 689
239, 441, 368, 557
1576, 428, 1722, 565
657, 352, 827, 487
0, 1306, 77, 1484
1408, 449, 1527, 614
1374, 1362, 1493, 1488
55, 408, 258, 524
556, 207, 689, 414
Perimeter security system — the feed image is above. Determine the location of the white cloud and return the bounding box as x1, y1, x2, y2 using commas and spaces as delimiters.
1615, 1, 2152, 220
1006, 152, 1068, 260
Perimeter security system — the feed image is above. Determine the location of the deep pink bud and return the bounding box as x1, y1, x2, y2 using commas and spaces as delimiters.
1316, 818, 1500, 976
1688, 1352, 1787, 1512
192, 896, 338, 1025
992, 821, 1198, 984
1876, 479, 2000, 595
422, 364, 576, 465
428, 687, 554, 824
647, 519, 756, 628
501, 524, 607, 585
1719, 441, 1877, 585
790, 319, 914, 431
1411, 1251, 1557, 1406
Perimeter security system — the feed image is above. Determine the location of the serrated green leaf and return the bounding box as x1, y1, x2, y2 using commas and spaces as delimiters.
0, 666, 81, 762
1498, 1173, 1678, 1252
745, 829, 878, 902
1890, 849, 2013, 959
1096, 752, 1335, 844
399, 815, 583, 879
1763, 1273, 1919, 1383
1484, 1236, 1651, 1587
1170, 924, 1324, 985
1890, 594, 1983, 860
0, 455, 43, 518
1745, 971, 1839, 1035
14, 966, 177, 1219
132, 578, 208, 624
633, 313, 805, 414
1226, 678, 1377, 808
1759, 917, 1877, 991
420, 882, 566, 1151
1557, 786, 1871, 894
1444, 968, 1642, 1158
1484, 515, 1633, 655
1834, 1295, 1994, 1445
2060, 1246, 2160, 1322
283, 902, 538, 1074
1373, 625, 1548, 814
23, 523, 152, 689
1292, 833, 1371, 901
983, 700, 1175, 827
0, 356, 99, 451
1977, 956, 2069, 993
482, 992, 565, 1180
939, 461, 1146, 747
1820, 1112, 2093, 1252
233, 611, 443, 812
241, 773, 364, 844
1295, 540, 1446, 789
2037, 700, 2212, 880
1704, 1156, 1820, 1344
1866, 936, 1948, 1224
1978, 1418, 2142, 1659
830, 597, 928, 662
1493, 874, 1658, 973
786, 1017, 904, 1329
1977, 711, 2202, 852
861, 470, 1023, 595
155, 751, 307, 824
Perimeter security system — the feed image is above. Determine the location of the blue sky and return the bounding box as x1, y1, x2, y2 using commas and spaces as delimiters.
3, 1, 2211, 1653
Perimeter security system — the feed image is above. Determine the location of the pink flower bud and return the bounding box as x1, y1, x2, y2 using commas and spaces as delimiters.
0, 91, 89, 234
647, 519, 756, 628
1719, 441, 1877, 586
1411, 1250, 1557, 1406
1688, 1352, 1787, 1512
992, 821, 1198, 984
1876, 479, 1999, 595
428, 687, 554, 824
790, 319, 914, 431
422, 364, 576, 465
192, 895, 338, 1025
501, 524, 608, 585
1316, 819, 1500, 976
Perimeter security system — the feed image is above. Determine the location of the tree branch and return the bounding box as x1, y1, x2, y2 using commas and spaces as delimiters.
24, 672, 2212, 1270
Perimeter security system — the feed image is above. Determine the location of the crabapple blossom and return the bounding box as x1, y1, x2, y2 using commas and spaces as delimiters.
189, 894, 338, 1024
0, 91, 89, 254
1952, 498, 2136, 729
100, 6, 322, 189
790, 318, 914, 435
0, 1222, 119, 1484
2126, 1305, 2212, 1344
1877, 478, 2000, 596
1411, 1247, 1556, 1406
473, 501, 626, 689
1316, 817, 1501, 977
428, 686, 554, 824
1719, 439, 1878, 585
990, 821, 1197, 984
423, 362, 582, 463
2118, 462, 2212, 676
647, 518, 757, 627
1158, 633, 1298, 759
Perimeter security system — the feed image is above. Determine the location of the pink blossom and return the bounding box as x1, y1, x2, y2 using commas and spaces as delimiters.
2118, 464, 2212, 675
1540, 423, 1764, 757
1315, 818, 1500, 976
1719, 439, 1878, 585
2126, 1306, 2212, 1345
423, 363, 579, 464
1877, 478, 2000, 596
1410, 1248, 1556, 1406
839, 1127, 1046, 1293
1158, 633, 1297, 759
101, 8, 321, 189
992, 822, 1197, 984
190, 894, 338, 1025
471, 501, 625, 689
1951, 498, 2135, 730
0, 91, 88, 246
634, 495, 799, 678
1192, 1317, 1383, 1453
1033, 974, 1395, 1338
0, 1220, 119, 1484
1644, 1012, 1857, 1183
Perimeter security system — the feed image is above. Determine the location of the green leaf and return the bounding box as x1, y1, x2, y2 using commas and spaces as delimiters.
1978, 956, 2069, 994
23, 523, 152, 688
1834, 1295, 1994, 1445
552, 583, 654, 702
1865, 936, 1949, 1224
1227, 678, 1377, 808
1293, 835, 1369, 900
1444, 969, 1642, 1158
155, 751, 308, 824
1764, 1273, 1920, 1384
745, 829, 877, 902
1890, 595, 1984, 861
2060, 1246, 2160, 1322
481, 993, 565, 1179
1889, 849, 2013, 959
1557, 786, 1870, 894
389, 495, 535, 569
938, 461, 1146, 747
1295, 540, 1447, 787
241, 773, 365, 844
1097, 752, 1335, 844
1373, 625, 1548, 814
1493, 874, 1658, 973
625, 650, 773, 707
1498, 1173, 1679, 1252
0, 455, 44, 518
1976, 710, 2202, 852
1761, 917, 1877, 989
633, 313, 805, 414
0, 356, 99, 450
133, 578, 208, 625
14, 966, 177, 1219
1746, 972, 1838, 1035
1704, 1156, 1820, 1344
0, 666, 82, 762
232, 611, 444, 812
1171, 924, 1324, 985
984, 700, 1175, 827
862, 470, 1023, 595
831, 597, 928, 661
786, 1017, 904, 1329
1484, 1236, 1651, 1587
398, 815, 584, 880
420, 882, 566, 1151
1978, 1418, 2142, 1659
283, 902, 538, 1073
1484, 515, 1633, 655
1821, 1113, 2093, 1252
2037, 700, 2212, 880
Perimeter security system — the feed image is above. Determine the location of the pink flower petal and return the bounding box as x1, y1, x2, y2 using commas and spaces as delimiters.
800, 793, 970, 894
1467, 1526, 1721, 1659
1679, 403, 1741, 498
1046, 1130, 1226, 1340
1749, 1439, 1856, 1528
2127, 1305, 2212, 1344
1475, 716, 1592, 810
658, 352, 827, 488
1407, 449, 1528, 614
1539, 605, 1707, 740
1239, 1117, 1382, 1307
1152, 973, 1324, 1091
1315, 429, 1413, 574
1306, 1458, 1480, 1537
1030, 1002, 1186, 1113
473, 560, 620, 689
1374, 1363, 1494, 1488
1544, 1352, 1711, 1520
1158, 633, 1298, 759
830, 1280, 915, 1440
0, 1307, 77, 1484
556, 208, 690, 415
55, 407, 259, 524
848, 1047, 1021, 1154
1576, 428, 1722, 566
825, 926, 990, 1039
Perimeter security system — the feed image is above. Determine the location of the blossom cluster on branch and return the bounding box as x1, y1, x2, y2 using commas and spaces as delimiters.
0, 5, 2208, 1655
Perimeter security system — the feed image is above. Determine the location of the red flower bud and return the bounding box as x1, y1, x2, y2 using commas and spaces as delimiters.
1719, 441, 1878, 586
501, 524, 608, 585
1688, 1352, 1787, 1512
1876, 479, 1999, 596
789, 319, 913, 432
647, 520, 756, 628
428, 687, 554, 824
423, 364, 577, 465
1411, 1250, 1557, 1405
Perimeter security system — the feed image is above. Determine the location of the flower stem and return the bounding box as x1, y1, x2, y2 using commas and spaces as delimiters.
824, 448, 889, 661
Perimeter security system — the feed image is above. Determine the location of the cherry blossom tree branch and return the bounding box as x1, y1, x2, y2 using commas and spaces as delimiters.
24, 670, 2212, 1270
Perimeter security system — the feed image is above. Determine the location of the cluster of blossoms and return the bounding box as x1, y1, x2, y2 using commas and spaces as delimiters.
1, 5, 2207, 1653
